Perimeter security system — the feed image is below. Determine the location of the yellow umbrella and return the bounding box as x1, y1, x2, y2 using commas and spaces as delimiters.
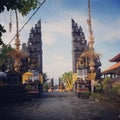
22, 72, 34, 84
24, 72, 34, 76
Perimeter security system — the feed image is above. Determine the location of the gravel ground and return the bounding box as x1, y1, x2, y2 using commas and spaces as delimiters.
0, 92, 120, 120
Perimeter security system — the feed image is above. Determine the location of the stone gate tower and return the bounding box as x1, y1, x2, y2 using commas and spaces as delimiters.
71, 18, 87, 73
71, 18, 101, 79
21, 20, 43, 74
27, 20, 43, 74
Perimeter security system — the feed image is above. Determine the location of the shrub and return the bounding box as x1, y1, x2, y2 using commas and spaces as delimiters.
95, 84, 103, 93
101, 77, 120, 102
78, 92, 91, 99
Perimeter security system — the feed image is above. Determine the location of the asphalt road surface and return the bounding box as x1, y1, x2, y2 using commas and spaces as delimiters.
0, 92, 120, 120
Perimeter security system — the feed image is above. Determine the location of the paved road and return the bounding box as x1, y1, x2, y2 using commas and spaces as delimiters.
0, 92, 120, 120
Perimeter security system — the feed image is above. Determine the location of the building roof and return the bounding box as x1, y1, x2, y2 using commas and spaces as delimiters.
102, 62, 120, 74
109, 53, 120, 62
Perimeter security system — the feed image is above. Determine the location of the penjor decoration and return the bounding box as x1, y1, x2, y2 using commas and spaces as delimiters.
77, 0, 101, 93
8, 10, 26, 72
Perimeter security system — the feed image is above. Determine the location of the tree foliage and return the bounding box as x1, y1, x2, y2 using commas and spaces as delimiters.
60, 71, 73, 91
0, 0, 39, 16
0, 45, 14, 71
0, 0, 41, 45
0, 25, 6, 46
43, 73, 49, 83
43, 82, 49, 90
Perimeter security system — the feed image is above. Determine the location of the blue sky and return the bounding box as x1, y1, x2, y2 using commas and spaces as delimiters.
1, 0, 120, 84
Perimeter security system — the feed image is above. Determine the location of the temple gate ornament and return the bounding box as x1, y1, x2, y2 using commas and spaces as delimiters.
86, 0, 100, 93
8, 10, 26, 72
76, 0, 101, 93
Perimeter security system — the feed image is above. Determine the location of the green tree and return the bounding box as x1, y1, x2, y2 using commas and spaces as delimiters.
0, 45, 14, 71
43, 73, 49, 83
0, 0, 46, 44
0, 25, 6, 46
0, 0, 41, 16
61, 71, 73, 91
43, 82, 49, 90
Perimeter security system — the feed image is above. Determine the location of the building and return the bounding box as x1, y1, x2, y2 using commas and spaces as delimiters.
21, 20, 43, 74
102, 53, 120, 78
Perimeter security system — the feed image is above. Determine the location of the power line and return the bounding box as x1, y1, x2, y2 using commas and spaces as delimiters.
7, 0, 46, 45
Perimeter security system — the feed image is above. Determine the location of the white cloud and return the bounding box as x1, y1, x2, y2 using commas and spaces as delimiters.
42, 9, 88, 46
43, 55, 72, 81
53, 55, 65, 61
1, 1, 120, 81
93, 18, 120, 43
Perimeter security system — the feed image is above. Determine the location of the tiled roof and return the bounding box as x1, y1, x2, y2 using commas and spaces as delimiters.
109, 53, 120, 62
102, 62, 120, 74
